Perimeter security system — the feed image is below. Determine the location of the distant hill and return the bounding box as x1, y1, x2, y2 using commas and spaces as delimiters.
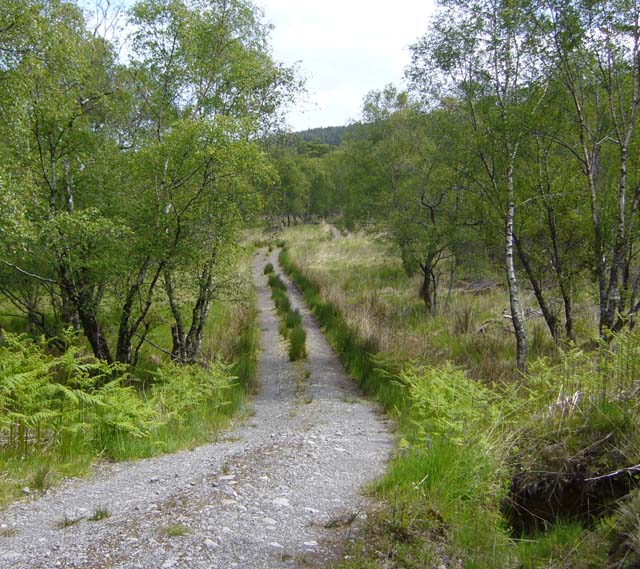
292, 125, 357, 146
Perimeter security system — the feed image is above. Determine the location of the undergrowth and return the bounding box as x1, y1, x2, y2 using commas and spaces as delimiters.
281, 226, 640, 569
0, 253, 259, 509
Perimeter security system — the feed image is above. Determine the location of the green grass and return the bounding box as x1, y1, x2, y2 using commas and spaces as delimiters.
0, 452, 94, 509
280, 226, 634, 569
288, 325, 307, 361
56, 515, 83, 529
266, 267, 307, 361
285, 309, 302, 329
159, 523, 190, 537
88, 507, 110, 522
0, 248, 260, 510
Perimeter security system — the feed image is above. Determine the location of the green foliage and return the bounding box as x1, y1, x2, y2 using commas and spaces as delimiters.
513, 521, 607, 568
0, 0, 297, 367
263, 263, 274, 274
0, 332, 134, 452
396, 363, 497, 446
285, 309, 302, 329
266, 266, 307, 360
281, 232, 640, 568
160, 523, 190, 537
150, 362, 233, 425
88, 507, 110, 522
288, 325, 306, 361
0, 331, 237, 460
267, 274, 287, 292
271, 288, 290, 314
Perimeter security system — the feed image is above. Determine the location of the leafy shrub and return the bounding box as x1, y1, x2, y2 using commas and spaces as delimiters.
264, 262, 274, 274
0, 332, 153, 453
150, 362, 233, 424
397, 362, 497, 445
0, 333, 235, 457
289, 325, 307, 361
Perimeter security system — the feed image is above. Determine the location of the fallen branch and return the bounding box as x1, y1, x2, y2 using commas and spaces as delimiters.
585, 464, 640, 484
134, 334, 174, 358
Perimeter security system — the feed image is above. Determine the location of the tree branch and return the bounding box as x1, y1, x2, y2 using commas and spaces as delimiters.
1, 260, 57, 284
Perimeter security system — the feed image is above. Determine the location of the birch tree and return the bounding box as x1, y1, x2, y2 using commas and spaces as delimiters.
409, 0, 544, 370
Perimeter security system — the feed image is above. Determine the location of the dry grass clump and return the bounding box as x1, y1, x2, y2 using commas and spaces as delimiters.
283, 225, 538, 379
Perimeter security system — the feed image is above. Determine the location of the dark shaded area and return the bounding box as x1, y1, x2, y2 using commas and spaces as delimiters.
505, 438, 640, 535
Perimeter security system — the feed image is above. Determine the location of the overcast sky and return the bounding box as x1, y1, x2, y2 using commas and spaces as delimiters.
256, 1, 436, 131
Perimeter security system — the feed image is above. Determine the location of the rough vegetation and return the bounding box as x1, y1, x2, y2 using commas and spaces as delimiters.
266, 271, 307, 361
0, 0, 284, 506
281, 225, 640, 568
0, 254, 258, 507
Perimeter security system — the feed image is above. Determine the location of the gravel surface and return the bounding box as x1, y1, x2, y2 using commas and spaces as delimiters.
0, 249, 393, 569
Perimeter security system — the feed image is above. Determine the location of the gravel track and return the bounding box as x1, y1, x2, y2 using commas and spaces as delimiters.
0, 249, 393, 569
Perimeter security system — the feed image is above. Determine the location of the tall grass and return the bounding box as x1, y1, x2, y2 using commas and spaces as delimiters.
282, 226, 638, 568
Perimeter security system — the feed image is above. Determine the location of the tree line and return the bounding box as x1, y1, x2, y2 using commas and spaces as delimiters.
278, 0, 640, 372
0, 0, 297, 365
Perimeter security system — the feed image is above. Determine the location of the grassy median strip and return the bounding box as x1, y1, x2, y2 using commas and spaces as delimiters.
266, 269, 306, 361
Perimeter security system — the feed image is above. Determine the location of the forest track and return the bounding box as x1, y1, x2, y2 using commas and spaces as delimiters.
0, 249, 393, 569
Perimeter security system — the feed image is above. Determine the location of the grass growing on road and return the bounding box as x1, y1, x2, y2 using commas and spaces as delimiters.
266, 268, 307, 361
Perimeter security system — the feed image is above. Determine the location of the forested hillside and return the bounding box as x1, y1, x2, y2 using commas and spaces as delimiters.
292, 125, 356, 146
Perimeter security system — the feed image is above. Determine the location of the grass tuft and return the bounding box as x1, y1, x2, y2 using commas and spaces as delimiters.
160, 523, 190, 537
289, 325, 307, 361
88, 507, 110, 522
56, 516, 83, 529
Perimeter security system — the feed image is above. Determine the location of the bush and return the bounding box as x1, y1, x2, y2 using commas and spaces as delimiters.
150, 362, 233, 424
0, 332, 154, 453
0, 333, 236, 457
289, 325, 307, 361
264, 262, 274, 274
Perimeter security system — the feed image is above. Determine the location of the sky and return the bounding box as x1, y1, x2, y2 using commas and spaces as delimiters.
81, 0, 436, 132
255, 1, 436, 131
